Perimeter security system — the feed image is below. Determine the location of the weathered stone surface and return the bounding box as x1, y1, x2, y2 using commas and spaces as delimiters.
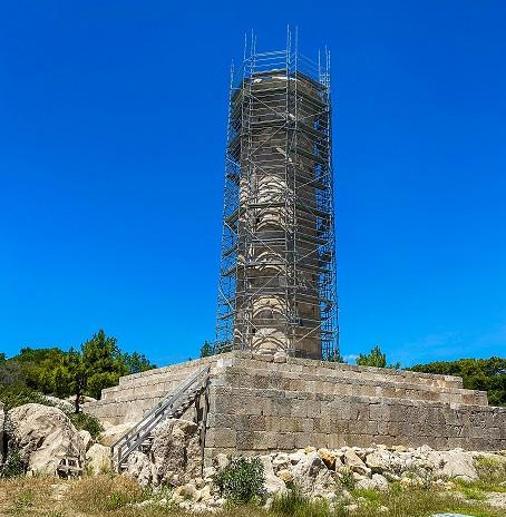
290, 451, 337, 498
318, 448, 337, 469
7, 403, 84, 475
366, 449, 393, 472
44, 396, 74, 413
429, 450, 478, 481
124, 451, 153, 486
88, 352, 506, 463
343, 448, 371, 476
356, 473, 389, 491
86, 443, 111, 475
259, 455, 286, 495
214, 453, 230, 471
79, 430, 93, 452
151, 418, 199, 486
99, 422, 136, 447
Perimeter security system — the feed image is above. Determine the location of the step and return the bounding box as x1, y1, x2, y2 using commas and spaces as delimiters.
230, 355, 464, 390
222, 364, 487, 407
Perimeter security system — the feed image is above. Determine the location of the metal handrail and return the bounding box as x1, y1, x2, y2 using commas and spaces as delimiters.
111, 365, 210, 468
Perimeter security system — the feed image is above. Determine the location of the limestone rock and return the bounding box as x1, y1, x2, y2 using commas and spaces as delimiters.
290, 451, 337, 498
272, 452, 289, 471
203, 466, 216, 480
260, 455, 286, 495
124, 451, 153, 486
277, 468, 294, 483
99, 422, 136, 447
79, 430, 93, 452
85, 443, 111, 475
318, 448, 336, 469
430, 450, 478, 481
44, 396, 74, 413
343, 448, 371, 476
7, 403, 84, 475
215, 453, 230, 471
368, 474, 388, 491
151, 418, 199, 486
289, 450, 306, 465
365, 449, 392, 473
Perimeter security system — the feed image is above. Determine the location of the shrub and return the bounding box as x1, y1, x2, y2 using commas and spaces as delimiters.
339, 467, 355, 490
0, 383, 48, 411
214, 457, 265, 504
0, 449, 25, 478
475, 456, 506, 485
67, 411, 103, 438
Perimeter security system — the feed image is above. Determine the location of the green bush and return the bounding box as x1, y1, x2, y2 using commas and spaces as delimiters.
339, 467, 355, 490
67, 411, 103, 438
214, 457, 265, 504
1, 449, 25, 478
410, 357, 506, 406
0, 383, 48, 411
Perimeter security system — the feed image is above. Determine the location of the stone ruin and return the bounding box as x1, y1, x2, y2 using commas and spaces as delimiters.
87, 351, 506, 470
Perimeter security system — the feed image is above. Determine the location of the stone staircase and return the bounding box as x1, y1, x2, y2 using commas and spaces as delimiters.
111, 365, 210, 471
222, 358, 488, 407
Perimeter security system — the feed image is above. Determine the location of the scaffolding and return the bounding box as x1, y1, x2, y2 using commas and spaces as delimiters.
216, 28, 339, 360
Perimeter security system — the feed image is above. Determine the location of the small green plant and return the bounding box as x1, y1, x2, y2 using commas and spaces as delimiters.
104, 490, 132, 510
476, 456, 506, 485
1, 449, 25, 478
459, 484, 486, 501
339, 467, 355, 490
352, 487, 382, 507
66, 411, 103, 438
271, 487, 332, 517
214, 457, 265, 504
11, 488, 34, 512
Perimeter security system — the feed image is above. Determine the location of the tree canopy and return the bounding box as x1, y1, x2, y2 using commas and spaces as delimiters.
410, 357, 506, 407
0, 330, 156, 410
356, 345, 400, 369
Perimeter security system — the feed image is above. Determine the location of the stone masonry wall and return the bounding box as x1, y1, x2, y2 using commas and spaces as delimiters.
203, 354, 506, 461
87, 352, 506, 455
88, 354, 231, 425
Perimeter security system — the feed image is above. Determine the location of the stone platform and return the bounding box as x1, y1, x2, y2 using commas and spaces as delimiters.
87, 352, 506, 458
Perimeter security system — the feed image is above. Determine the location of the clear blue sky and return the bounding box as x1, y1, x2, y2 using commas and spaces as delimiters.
1, 1, 505, 367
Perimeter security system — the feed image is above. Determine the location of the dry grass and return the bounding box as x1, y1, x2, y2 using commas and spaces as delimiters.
0, 475, 504, 517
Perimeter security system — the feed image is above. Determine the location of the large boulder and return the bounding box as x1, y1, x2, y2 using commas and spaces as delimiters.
428, 450, 478, 481
98, 422, 136, 447
124, 451, 153, 486
343, 448, 371, 476
86, 443, 111, 475
151, 418, 199, 486
290, 451, 337, 499
259, 455, 286, 495
7, 403, 84, 475
79, 430, 93, 452
356, 473, 389, 491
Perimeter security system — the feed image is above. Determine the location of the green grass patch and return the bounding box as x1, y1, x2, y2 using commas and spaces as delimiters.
271, 488, 334, 517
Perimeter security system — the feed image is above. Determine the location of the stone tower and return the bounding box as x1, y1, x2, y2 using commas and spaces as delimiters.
217, 31, 338, 360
